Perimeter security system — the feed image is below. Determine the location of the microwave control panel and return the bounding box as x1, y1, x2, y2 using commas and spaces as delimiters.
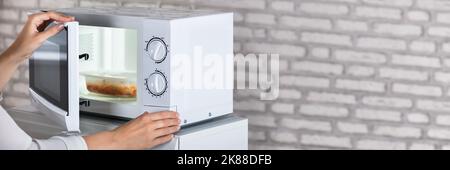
144, 37, 169, 98
142, 19, 171, 108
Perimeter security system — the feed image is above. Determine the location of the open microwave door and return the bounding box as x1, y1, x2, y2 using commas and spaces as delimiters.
29, 22, 80, 133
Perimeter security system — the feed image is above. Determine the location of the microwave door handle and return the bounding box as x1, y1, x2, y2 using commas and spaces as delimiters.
79, 53, 89, 60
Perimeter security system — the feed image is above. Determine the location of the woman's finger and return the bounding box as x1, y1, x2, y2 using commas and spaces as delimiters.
36, 20, 53, 32
45, 11, 75, 22
36, 24, 65, 42
152, 134, 175, 146
151, 118, 181, 129
29, 11, 74, 25
147, 111, 179, 121
153, 126, 180, 137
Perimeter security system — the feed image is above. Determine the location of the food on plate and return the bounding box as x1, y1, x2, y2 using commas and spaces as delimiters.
82, 72, 137, 98
86, 82, 137, 97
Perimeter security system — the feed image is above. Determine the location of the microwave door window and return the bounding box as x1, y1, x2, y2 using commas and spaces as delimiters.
30, 29, 68, 111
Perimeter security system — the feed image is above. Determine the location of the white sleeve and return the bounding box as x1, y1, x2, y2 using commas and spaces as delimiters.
0, 93, 88, 150
31, 136, 88, 150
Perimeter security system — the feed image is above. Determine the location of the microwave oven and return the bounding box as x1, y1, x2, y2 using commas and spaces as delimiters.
29, 7, 234, 133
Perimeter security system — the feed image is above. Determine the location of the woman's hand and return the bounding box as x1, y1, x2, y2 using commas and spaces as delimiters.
0, 11, 74, 91
83, 111, 181, 150
3, 11, 75, 63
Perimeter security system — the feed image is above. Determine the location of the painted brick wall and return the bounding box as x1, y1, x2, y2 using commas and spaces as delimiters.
3, 0, 450, 150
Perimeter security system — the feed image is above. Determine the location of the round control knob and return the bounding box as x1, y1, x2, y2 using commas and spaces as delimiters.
145, 71, 168, 96
146, 37, 168, 63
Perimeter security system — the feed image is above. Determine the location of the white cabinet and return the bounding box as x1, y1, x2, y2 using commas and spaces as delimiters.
6, 106, 248, 150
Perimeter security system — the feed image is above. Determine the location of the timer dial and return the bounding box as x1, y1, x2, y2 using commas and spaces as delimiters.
145, 70, 168, 96
145, 37, 168, 63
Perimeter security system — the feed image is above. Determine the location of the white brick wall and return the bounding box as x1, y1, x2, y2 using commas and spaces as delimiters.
407, 11, 430, 21
373, 126, 422, 138
307, 92, 356, 104
292, 61, 343, 75
362, 0, 413, 7
336, 79, 385, 92
379, 68, 428, 81
280, 118, 332, 132
335, 20, 368, 32
246, 13, 276, 25
407, 112, 430, 124
392, 83, 442, 97
373, 23, 422, 37
279, 16, 332, 30
417, 0, 450, 11
337, 122, 368, 134
362, 96, 412, 108
357, 37, 407, 51
301, 32, 352, 46
299, 104, 349, 117
3, 0, 38, 8
356, 140, 406, 150
299, 2, 349, 15
409, 143, 435, 150
391, 54, 441, 68
271, 1, 294, 12
346, 65, 375, 77
271, 103, 295, 114
300, 134, 351, 148
409, 41, 436, 53
355, 6, 402, 20
428, 26, 450, 37
335, 50, 386, 63
355, 109, 402, 122
3, 0, 450, 150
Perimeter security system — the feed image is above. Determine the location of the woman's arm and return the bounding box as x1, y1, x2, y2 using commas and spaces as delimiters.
0, 12, 74, 91
0, 51, 21, 91
84, 111, 180, 149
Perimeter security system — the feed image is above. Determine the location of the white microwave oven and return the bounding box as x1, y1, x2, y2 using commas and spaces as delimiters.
29, 7, 234, 133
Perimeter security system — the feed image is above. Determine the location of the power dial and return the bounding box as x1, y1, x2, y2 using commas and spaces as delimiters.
145, 37, 168, 63
145, 70, 168, 97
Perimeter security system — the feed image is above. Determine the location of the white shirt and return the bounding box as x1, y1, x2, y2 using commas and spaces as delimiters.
0, 93, 88, 150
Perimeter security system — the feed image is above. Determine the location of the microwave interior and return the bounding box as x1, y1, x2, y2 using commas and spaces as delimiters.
78, 25, 138, 104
